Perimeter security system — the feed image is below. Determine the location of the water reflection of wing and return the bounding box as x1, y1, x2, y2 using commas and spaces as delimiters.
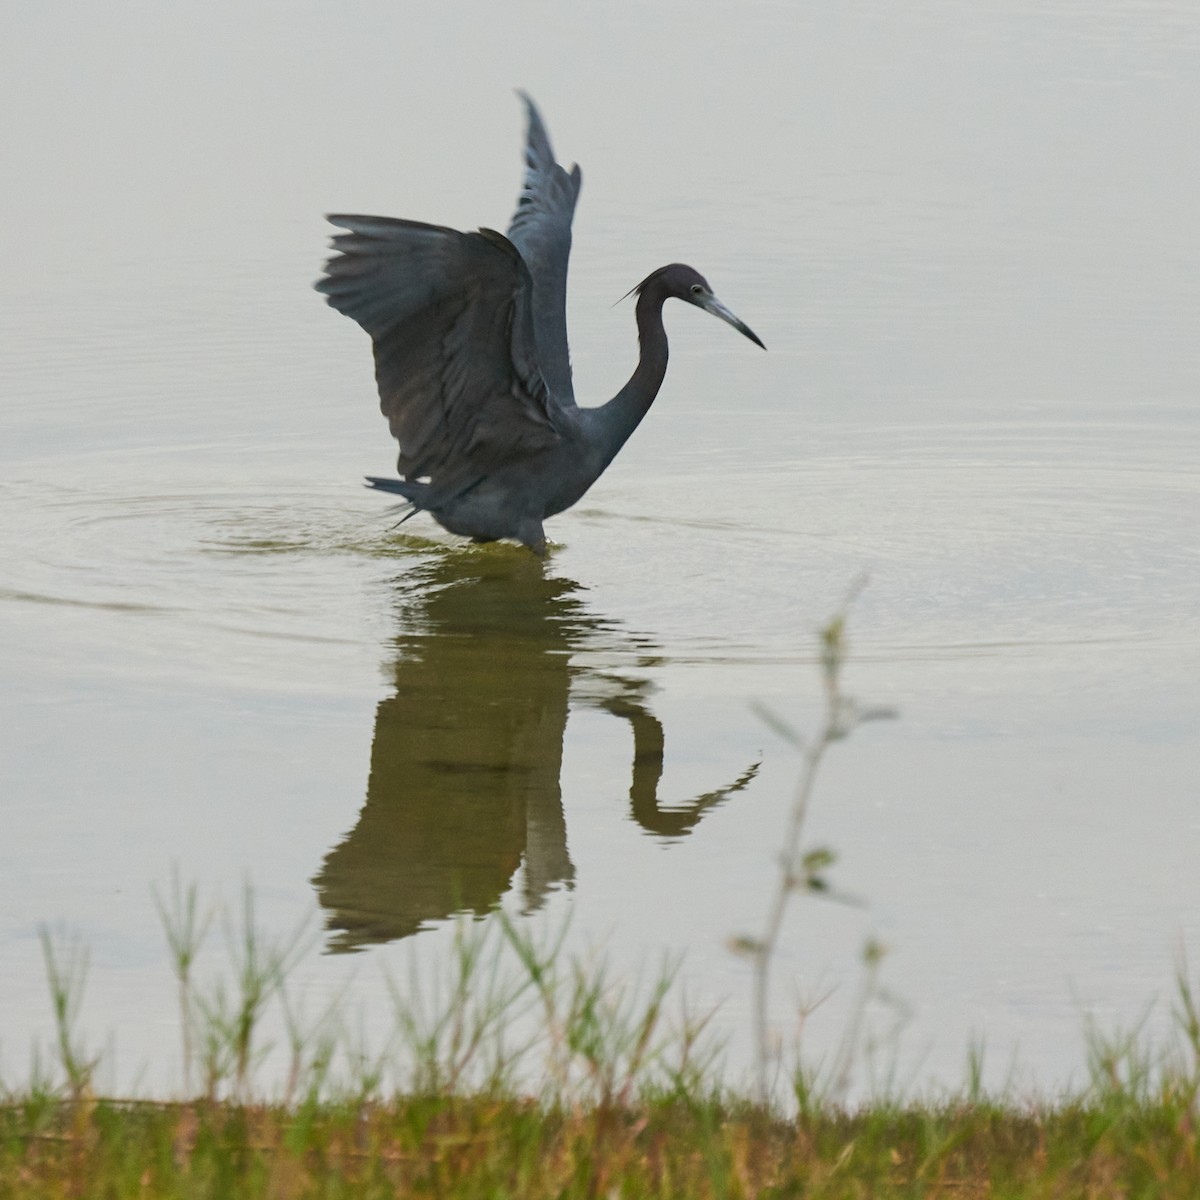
314, 553, 585, 953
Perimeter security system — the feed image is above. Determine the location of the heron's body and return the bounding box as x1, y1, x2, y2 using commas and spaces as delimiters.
367, 434, 601, 550
317, 94, 763, 555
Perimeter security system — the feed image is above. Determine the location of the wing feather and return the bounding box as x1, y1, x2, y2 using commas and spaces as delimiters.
505, 92, 582, 405
316, 215, 562, 489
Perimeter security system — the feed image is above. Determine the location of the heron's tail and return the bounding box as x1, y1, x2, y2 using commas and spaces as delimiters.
364, 475, 421, 500
364, 476, 427, 525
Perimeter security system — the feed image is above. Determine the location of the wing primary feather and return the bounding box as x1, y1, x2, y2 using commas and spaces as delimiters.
505, 93, 581, 407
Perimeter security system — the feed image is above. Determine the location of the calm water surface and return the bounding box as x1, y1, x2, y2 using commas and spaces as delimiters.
2, 1, 1198, 1097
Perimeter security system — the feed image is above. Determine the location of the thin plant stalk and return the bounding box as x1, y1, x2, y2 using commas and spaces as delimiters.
38, 927, 99, 1105
744, 585, 895, 1106
186, 880, 314, 1103
152, 869, 211, 1097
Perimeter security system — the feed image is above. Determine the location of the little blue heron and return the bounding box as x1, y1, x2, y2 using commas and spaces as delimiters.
317, 93, 764, 556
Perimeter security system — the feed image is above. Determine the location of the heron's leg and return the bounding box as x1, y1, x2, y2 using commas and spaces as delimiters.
517, 519, 548, 558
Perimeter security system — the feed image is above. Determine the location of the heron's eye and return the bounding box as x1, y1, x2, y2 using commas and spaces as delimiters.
690, 284, 704, 296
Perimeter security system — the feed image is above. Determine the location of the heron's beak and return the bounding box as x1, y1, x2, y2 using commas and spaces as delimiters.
697, 293, 766, 349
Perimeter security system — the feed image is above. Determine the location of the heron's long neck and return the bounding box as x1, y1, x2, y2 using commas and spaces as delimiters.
591, 287, 670, 466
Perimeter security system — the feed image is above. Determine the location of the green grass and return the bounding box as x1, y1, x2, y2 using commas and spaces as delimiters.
5, 1086, 1200, 1198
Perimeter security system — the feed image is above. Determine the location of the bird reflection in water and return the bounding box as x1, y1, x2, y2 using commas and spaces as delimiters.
313, 551, 758, 953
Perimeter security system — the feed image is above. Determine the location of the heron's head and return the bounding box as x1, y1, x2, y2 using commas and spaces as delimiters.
636, 263, 765, 349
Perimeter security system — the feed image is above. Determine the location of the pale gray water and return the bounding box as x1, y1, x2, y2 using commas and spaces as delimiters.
2, 1, 1198, 1098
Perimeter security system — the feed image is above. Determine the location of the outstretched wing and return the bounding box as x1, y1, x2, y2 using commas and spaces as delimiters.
506, 92, 582, 406
317, 215, 563, 489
